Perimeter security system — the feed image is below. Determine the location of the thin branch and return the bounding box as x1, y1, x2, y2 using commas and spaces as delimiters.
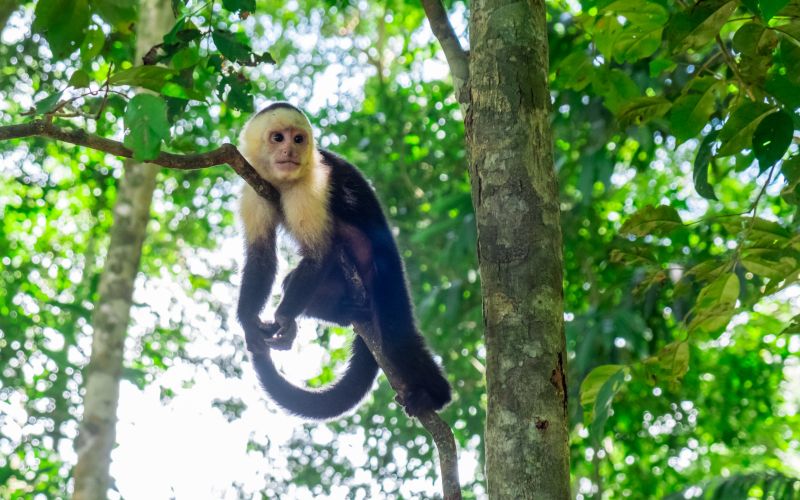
338, 253, 462, 500
0, 119, 279, 203
716, 34, 754, 101
421, 0, 469, 102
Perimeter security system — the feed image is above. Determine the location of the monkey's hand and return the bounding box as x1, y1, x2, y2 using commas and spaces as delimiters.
243, 320, 278, 354
262, 317, 297, 351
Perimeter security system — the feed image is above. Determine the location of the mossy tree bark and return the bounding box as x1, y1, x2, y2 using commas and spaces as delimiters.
71, 1, 173, 498
467, 1, 571, 498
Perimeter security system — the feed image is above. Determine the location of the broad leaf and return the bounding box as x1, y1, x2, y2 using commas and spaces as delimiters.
557, 51, 594, 91
761, 0, 791, 19
688, 272, 740, 336
110, 66, 177, 87
580, 365, 627, 444
717, 101, 775, 156
33, 91, 63, 115
620, 205, 683, 237
79, 25, 105, 63
693, 130, 720, 200
766, 73, 800, 109
32, 0, 90, 57
666, 0, 737, 53
123, 94, 170, 161
643, 341, 690, 385
670, 77, 723, 142
752, 110, 794, 169
93, 0, 137, 28
732, 22, 779, 56
222, 0, 255, 13
68, 70, 91, 89
212, 29, 254, 64
617, 96, 672, 127
591, 68, 640, 113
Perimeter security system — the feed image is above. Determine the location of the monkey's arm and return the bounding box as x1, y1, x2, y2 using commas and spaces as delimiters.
264, 253, 335, 350
237, 231, 278, 353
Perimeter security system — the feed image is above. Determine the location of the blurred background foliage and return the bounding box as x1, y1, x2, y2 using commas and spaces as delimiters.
0, 0, 798, 498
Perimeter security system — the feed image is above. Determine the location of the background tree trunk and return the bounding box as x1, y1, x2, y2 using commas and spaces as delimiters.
467, 0, 570, 497
71, 1, 173, 497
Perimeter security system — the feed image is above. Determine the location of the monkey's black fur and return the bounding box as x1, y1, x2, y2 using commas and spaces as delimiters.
238, 149, 451, 419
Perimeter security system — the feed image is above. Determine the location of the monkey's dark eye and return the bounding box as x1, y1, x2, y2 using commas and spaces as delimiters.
272, 133, 284, 142
294, 135, 305, 144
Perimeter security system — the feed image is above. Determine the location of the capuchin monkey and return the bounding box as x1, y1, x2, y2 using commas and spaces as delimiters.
237, 102, 451, 420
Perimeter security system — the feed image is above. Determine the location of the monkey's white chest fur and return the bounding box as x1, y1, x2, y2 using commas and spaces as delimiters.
239, 165, 332, 259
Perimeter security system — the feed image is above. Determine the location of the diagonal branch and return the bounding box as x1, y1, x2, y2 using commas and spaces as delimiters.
338, 253, 462, 500
0, 119, 280, 203
421, 0, 469, 102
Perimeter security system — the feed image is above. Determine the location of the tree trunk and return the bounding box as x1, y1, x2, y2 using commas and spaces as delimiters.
71, 1, 173, 498
467, 1, 570, 498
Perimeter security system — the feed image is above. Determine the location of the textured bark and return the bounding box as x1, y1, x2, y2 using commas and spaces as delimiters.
71, 1, 173, 498
467, 1, 570, 498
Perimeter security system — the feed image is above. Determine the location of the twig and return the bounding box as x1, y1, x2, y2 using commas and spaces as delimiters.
421, 0, 469, 104
715, 34, 754, 101
0, 119, 279, 203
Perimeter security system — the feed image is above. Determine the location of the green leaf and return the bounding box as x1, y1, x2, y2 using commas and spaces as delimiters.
740, 253, 796, 280
171, 46, 201, 70
556, 51, 594, 91
620, 205, 683, 237
780, 155, 800, 203
766, 72, 800, 109
670, 77, 723, 142
781, 315, 800, 334
163, 17, 201, 46
733, 22, 779, 56
212, 29, 254, 65
761, 0, 791, 19
32, 0, 90, 57
79, 25, 105, 63
222, 0, 255, 13
642, 341, 690, 387
33, 91, 63, 115
688, 273, 740, 336
123, 94, 170, 161
600, 0, 669, 63
109, 66, 178, 92
218, 74, 253, 112
717, 101, 775, 157
666, 0, 737, 53
580, 364, 626, 408
93, 0, 137, 28
617, 96, 672, 127
693, 130, 720, 200
777, 38, 800, 84
581, 365, 627, 444
68, 69, 91, 88
752, 110, 794, 169
649, 58, 677, 77
591, 68, 640, 113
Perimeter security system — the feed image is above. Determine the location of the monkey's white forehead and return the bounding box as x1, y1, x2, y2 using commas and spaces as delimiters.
245, 108, 312, 136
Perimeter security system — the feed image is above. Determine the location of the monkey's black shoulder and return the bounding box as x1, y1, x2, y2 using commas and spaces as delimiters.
319, 149, 387, 227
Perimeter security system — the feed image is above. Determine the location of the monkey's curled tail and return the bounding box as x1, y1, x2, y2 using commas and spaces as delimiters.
251, 335, 379, 420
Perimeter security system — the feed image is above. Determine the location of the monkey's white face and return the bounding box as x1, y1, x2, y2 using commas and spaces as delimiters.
239, 108, 316, 184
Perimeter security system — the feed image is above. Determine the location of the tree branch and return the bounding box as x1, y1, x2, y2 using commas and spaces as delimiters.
338, 253, 462, 500
421, 0, 469, 103
0, 119, 280, 203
